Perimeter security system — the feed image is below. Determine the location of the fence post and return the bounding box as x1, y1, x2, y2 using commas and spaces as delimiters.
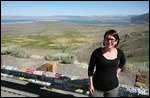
1, 55, 4, 65
36, 62, 57, 73
36, 61, 57, 90
50, 61, 57, 73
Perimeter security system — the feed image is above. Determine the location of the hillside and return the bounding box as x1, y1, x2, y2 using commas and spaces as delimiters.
73, 24, 149, 65
118, 29, 149, 63
130, 13, 149, 24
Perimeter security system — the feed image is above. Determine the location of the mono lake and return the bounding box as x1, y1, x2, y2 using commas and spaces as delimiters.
1, 19, 131, 25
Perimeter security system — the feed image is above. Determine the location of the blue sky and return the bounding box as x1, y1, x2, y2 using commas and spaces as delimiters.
1, 1, 149, 16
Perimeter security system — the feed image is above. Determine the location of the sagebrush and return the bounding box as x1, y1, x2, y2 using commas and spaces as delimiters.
1, 45, 28, 58
44, 53, 76, 64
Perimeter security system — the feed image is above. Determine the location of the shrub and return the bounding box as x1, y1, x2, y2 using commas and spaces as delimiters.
44, 53, 54, 61
127, 53, 133, 58
44, 53, 77, 64
1, 45, 27, 58
10, 45, 27, 58
1, 46, 14, 55
1, 47, 8, 55
61, 54, 76, 64
53, 53, 67, 61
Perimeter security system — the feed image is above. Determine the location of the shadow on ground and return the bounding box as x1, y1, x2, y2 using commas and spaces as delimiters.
1, 80, 74, 97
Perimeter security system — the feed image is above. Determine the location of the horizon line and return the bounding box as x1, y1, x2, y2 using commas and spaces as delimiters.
1, 12, 149, 17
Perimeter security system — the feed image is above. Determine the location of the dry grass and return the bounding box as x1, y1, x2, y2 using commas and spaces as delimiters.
118, 30, 149, 63
123, 61, 149, 73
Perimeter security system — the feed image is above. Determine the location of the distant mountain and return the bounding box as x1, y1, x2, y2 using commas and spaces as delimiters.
2, 14, 148, 23
1, 15, 56, 19
130, 13, 149, 24
1, 15, 136, 20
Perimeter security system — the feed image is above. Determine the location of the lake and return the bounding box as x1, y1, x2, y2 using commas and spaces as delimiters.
1, 19, 42, 23
1, 19, 131, 25
59, 19, 131, 25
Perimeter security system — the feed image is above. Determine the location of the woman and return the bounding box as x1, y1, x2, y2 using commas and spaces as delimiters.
88, 29, 126, 97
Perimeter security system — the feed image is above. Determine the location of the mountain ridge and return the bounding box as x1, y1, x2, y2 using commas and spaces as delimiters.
2, 13, 148, 23
130, 13, 149, 24
1, 14, 139, 21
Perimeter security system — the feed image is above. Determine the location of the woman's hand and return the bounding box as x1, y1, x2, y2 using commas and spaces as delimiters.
116, 73, 119, 77
89, 76, 94, 96
89, 85, 95, 96
117, 68, 121, 78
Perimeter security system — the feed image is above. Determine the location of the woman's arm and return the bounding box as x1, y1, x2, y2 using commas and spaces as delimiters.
88, 50, 97, 96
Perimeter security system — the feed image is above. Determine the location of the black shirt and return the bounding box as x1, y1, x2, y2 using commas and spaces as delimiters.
88, 47, 126, 91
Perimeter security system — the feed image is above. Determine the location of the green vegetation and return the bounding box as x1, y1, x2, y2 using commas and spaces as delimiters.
1, 31, 86, 52
58, 31, 79, 34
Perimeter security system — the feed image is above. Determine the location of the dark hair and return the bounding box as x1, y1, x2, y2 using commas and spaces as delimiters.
103, 29, 120, 47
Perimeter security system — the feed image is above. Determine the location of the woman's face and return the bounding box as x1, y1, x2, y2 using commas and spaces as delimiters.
104, 34, 118, 49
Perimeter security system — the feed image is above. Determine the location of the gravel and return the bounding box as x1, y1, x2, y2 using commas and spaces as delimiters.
2, 55, 88, 78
